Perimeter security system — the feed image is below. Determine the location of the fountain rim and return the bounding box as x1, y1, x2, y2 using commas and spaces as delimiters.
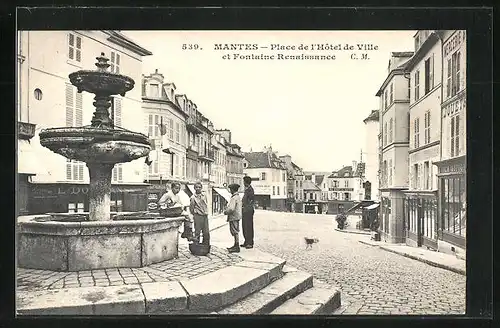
38, 126, 151, 145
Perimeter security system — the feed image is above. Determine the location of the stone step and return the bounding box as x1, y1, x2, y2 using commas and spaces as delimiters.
217, 267, 313, 314
270, 279, 341, 315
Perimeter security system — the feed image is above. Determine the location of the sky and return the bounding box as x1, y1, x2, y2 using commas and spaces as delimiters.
124, 30, 415, 171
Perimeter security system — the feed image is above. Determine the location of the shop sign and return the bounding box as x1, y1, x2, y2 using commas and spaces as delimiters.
31, 185, 146, 197
328, 187, 354, 192
439, 162, 465, 175
444, 30, 466, 57
442, 95, 466, 118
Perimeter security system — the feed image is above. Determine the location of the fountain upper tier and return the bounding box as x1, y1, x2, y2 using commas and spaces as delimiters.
39, 127, 150, 164
38, 52, 151, 164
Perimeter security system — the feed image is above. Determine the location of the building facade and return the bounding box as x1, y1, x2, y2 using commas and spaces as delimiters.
211, 133, 229, 215
363, 110, 380, 200
279, 155, 304, 212
404, 30, 443, 250
376, 51, 413, 243
219, 129, 245, 191
243, 147, 287, 211
17, 30, 152, 215
434, 30, 467, 255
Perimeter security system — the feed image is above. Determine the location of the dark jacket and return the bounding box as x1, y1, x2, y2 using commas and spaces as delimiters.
242, 185, 255, 214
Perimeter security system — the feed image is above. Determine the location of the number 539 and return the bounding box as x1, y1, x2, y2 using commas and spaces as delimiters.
182, 44, 200, 50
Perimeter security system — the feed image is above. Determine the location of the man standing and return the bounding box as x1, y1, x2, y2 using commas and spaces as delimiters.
189, 181, 210, 245
224, 183, 242, 253
241, 176, 255, 249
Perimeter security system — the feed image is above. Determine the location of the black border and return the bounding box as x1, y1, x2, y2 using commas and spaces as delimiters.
1, 5, 494, 328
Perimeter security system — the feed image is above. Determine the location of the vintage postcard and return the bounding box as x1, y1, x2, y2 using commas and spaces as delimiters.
16, 28, 467, 316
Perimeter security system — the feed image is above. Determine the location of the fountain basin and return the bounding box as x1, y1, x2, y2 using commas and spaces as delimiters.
39, 127, 151, 163
17, 214, 184, 271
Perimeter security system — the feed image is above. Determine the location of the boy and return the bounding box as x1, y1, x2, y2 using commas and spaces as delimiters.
158, 182, 194, 240
224, 183, 242, 253
189, 181, 210, 245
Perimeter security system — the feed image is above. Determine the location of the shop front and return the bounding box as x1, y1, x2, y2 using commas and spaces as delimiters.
435, 155, 466, 252
212, 187, 231, 215
404, 191, 438, 250
29, 183, 149, 215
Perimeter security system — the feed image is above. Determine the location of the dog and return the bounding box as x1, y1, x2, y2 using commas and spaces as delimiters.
304, 237, 319, 250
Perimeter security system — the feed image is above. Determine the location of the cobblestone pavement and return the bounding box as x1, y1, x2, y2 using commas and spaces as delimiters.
211, 210, 466, 315
17, 246, 242, 291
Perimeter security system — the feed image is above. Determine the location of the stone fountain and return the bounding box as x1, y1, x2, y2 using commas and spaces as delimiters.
17, 53, 185, 271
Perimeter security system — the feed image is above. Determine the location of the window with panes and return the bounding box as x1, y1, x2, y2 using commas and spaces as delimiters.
414, 70, 420, 101
424, 55, 434, 94
447, 51, 462, 98
389, 118, 393, 143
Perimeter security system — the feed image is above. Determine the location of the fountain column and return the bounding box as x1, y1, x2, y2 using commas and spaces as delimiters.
87, 162, 114, 221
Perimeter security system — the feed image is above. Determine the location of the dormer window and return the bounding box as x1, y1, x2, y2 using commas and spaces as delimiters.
344, 172, 349, 177
149, 84, 159, 98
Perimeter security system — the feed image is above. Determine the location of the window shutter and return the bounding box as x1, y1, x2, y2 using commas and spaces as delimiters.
110, 52, 115, 73
65, 84, 74, 127
75, 92, 83, 126
113, 166, 117, 181
78, 163, 84, 180
68, 33, 74, 60
76, 36, 82, 62
116, 54, 120, 73
114, 98, 122, 127
73, 163, 78, 180
66, 159, 72, 180
118, 164, 123, 181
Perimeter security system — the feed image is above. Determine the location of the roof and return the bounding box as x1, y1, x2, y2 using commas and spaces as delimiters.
404, 31, 441, 70
328, 166, 353, 178
302, 180, 321, 191
243, 151, 286, 169
363, 110, 379, 123
104, 31, 153, 56
315, 175, 325, 185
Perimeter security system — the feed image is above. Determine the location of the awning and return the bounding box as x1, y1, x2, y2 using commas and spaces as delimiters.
187, 184, 196, 195
365, 203, 380, 210
17, 140, 42, 175
213, 187, 231, 202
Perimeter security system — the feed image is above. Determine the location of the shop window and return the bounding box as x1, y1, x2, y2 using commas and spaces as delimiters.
441, 176, 466, 237
111, 192, 123, 213
68, 202, 84, 213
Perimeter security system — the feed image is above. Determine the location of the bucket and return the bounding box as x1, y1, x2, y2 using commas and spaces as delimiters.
189, 242, 211, 256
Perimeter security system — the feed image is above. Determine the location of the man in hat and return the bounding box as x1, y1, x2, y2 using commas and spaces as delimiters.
224, 183, 242, 253
241, 176, 255, 248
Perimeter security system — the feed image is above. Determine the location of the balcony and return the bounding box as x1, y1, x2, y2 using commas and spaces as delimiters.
186, 116, 203, 134
198, 149, 215, 162
186, 145, 199, 160
18, 121, 36, 140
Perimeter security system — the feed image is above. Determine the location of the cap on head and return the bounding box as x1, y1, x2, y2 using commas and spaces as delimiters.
228, 184, 240, 192
243, 176, 252, 184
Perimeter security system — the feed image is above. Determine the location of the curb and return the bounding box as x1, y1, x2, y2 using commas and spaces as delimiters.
359, 240, 466, 276
378, 246, 466, 276
334, 228, 371, 235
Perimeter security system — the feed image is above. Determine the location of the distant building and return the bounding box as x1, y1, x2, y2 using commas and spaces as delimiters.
376, 51, 413, 243
17, 30, 152, 215
243, 146, 287, 211
363, 110, 380, 200
304, 172, 330, 201
211, 133, 228, 215
326, 162, 366, 215
280, 155, 305, 212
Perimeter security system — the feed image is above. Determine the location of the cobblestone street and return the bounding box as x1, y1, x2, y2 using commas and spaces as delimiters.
211, 210, 466, 315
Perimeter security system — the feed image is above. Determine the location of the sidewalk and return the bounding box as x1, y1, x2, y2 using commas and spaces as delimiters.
359, 239, 466, 276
